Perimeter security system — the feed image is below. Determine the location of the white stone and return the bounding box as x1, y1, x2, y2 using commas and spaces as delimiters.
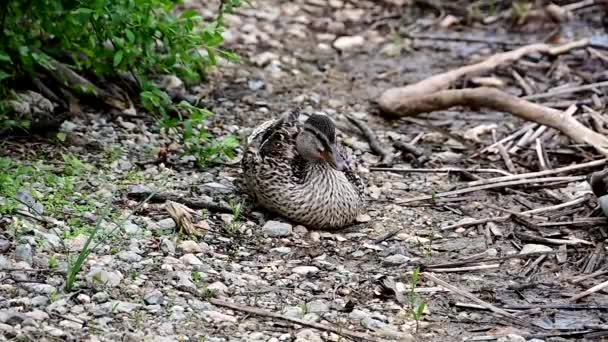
333, 36, 365, 51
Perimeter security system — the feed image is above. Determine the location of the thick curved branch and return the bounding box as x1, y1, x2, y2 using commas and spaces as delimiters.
378, 39, 589, 114
381, 87, 608, 157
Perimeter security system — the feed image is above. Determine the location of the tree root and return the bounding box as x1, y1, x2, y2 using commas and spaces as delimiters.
376, 38, 608, 157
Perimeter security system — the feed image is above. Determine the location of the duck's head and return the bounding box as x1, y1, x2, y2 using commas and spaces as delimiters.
296, 114, 347, 171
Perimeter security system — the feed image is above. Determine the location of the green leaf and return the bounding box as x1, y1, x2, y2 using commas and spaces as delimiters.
126, 29, 135, 43
56, 132, 67, 142
0, 52, 12, 64
0, 70, 11, 82
113, 50, 124, 67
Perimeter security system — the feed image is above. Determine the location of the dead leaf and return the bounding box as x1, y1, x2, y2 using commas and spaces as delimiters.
463, 123, 498, 143
165, 200, 203, 237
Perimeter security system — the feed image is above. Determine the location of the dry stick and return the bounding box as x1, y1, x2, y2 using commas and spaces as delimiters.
422, 273, 541, 330
344, 114, 394, 165
511, 69, 534, 95
571, 269, 608, 284
523, 80, 608, 101
475, 123, 536, 157
381, 88, 608, 158
429, 264, 500, 273
497, 143, 517, 174
379, 39, 590, 112
398, 175, 586, 204
570, 279, 608, 302
425, 251, 557, 269
369, 167, 512, 176
466, 159, 607, 187
441, 195, 590, 231
536, 139, 548, 170
209, 298, 387, 342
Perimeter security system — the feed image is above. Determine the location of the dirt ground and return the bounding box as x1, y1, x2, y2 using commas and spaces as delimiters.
2, 0, 608, 341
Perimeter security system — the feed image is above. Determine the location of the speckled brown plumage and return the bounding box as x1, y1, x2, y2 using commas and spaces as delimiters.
242, 110, 366, 230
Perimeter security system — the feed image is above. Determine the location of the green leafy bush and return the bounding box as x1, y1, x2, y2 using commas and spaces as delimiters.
0, 0, 245, 165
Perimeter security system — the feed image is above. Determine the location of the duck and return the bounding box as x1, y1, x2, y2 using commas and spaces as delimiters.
242, 110, 366, 230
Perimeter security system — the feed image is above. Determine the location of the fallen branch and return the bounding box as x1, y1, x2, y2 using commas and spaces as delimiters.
127, 191, 233, 214
380, 88, 608, 157
379, 39, 589, 112
344, 114, 394, 165
398, 175, 586, 204
370, 167, 512, 176
422, 273, 542, 330
570, 279, 608, 302
209, 298, 392, 342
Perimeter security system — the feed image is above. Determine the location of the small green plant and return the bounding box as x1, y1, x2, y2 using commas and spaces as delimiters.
409, 267, 427, 333
48, 290, 59, 303
222, 199, 244, 236
48, 255, 59, 270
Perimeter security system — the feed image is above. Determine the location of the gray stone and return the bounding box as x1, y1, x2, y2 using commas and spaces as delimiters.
169, 305, 186, 321
281, 306, 303, 318
207, 281, 228, 295
307, 300, 330, 313
92, 292, 110, 303
117, 251, 142, 263
178, 240, 202, 253
292, 266, 319, 275
180, 253, 203, 266
144, 289, 164, 305
86, 268, 123, 288
161, 238, 176, 255
383, 254, 410, 265
263, 221, 292, 237
157, 218, 176, 230
361, 316, 387, 330
123, 222, 142, 235
0, 256, 12, 269
0, 239, 10, 253
333, 35, 365, 51
23, 283, 56, 295
14, 243, 33, 265
497, 334, 526, 342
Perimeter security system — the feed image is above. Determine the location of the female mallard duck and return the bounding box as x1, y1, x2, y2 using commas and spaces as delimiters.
242, 110, 366, 230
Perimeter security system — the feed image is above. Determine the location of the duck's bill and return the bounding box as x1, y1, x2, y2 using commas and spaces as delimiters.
326, 146, 347, 171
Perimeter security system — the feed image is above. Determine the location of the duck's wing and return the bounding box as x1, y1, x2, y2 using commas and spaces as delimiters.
256, 109, 300, 157
338, 148, 367, 198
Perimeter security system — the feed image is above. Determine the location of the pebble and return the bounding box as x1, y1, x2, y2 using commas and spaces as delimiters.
497, 334, 526, 342
307, 300, 329, 313
25, 309, 49, 321
169, 305, 186, 321
520, 244, 553, 254
292, 266, 319, 275
270, 247, 292, 255
14, 243, 33, 265
180, 253, 203, 266
76, 294, 91, 304
295, 329, 323, 342
144, 289, 165, 305
161, 238, 176, 255
157, 218, 177, 230
178, 240, 203, 253
203, 310, 237, 323
0, 239, 10, 253
333, 35, 365, 51
263, 221, 292, 237
92, 292, 110, 303
251, 51, 278, 67
383, 254, 410, 265
86, 268, 123, 288
117, 251, 142, 263
282, 306, 303, 318
207, 281, 229, 295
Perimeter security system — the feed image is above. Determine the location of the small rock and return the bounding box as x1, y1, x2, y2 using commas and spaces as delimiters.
207, 281, 229, 295
333, 35, 365, 51
295, 329, 323, 342
128, 184, 153, 194
0, 239, 10, 254
117, 251, 142, 263
270, 247, 291, 255
349, 309, 369, 321
180, 253, 203, 266
169, 305, 186, 321
292, 266, 319, 275
60, 121, 78, 132
123, 222, 142, 235
144, 289, 164, 305
23, 283, 56, 295
76, 294, 91, 304
520, 244, 553, 254
361, 316, 387, 330
356, 214, 372, 223
282, 306, 303, 318
308, 300, 330, 313
293, 225, 308, 235
102, 300, 142, 314
383, 254, 410, 265
157, 218, 176, 230
0, 310, 29, 325
59, 319, 82, 330
14, 243, 33, 265
263, 221, 292, 237
497, 334, 526, 342
251, 51, 278, 67
86, 268, 123, 288
161, 238, 176, 255
92, 292, 110, 303
203, 310, 237, 323
25, 309, 49, 321
178, 240, 203, 254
